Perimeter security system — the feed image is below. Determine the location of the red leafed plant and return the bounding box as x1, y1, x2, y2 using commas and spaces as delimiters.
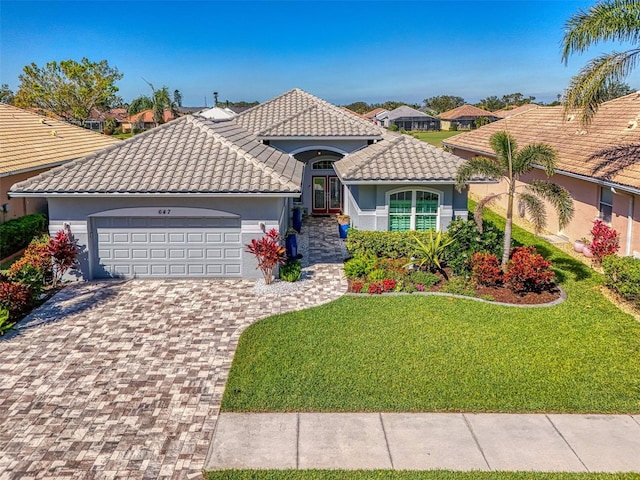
0, 281, 33, 320
382, 279, 397, 292
471, 252, 503, 287
367, 281, 385, 294
351, 281, 364, 293
590, 220, 620, 264
47, 230, 79, 286
246, 228, 287, 285
504, 246, 555, 293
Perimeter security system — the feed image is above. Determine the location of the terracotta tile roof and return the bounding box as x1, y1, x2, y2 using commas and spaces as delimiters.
439, 104, 498, 120
334, 132, 469, 183
443, 92, 640, 191
236, 88, 383, 138
0, 103, 121, 177
10, 116, 303, 195
363, 107, 386, 119
125, 109, 179, 124
492, 103, 540, 118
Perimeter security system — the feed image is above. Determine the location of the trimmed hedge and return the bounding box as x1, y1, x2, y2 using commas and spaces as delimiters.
0, 213, 48, 259
602, 255, 640, 307
345, 229, 441, 259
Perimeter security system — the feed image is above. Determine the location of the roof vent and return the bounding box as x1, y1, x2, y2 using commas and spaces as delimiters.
626, 120, 638, 130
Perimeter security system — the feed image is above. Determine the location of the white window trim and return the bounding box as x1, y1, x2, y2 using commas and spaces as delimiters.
386, 187, 442, 231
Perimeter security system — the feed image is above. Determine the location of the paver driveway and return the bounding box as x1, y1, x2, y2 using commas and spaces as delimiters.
0, 217, 347, 479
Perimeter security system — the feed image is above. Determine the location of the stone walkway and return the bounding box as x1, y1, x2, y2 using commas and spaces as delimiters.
0, 217, 348, 480
208, 412, 640, 472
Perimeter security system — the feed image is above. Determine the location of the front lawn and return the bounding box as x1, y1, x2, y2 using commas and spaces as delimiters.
222, 210, 640, 414
410, 130, 462, 147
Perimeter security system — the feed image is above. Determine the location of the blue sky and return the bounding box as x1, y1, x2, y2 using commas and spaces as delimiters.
0, 0, 630, 107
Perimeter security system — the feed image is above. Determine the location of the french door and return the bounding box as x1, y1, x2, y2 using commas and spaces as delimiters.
312, 175, 342, 214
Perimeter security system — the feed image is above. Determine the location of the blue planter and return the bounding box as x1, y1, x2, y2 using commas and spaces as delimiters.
338, 223, 349, 239
292, 208, 302, 233
285, 234, 298, 259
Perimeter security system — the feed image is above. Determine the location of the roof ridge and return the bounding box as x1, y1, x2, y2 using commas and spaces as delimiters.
236, 88, 299, 118
190, 116, 298, 191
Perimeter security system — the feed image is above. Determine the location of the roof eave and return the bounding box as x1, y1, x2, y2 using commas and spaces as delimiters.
0, 159, 72, 178
259, 135, 382, 141
9, 191, 302, 198
338, 179, 495, 185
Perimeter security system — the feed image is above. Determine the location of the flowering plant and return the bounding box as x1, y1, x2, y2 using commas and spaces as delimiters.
590, 220, 619, 263
246, 229, 287, 285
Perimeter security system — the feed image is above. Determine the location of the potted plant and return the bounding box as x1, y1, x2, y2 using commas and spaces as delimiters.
582, 242, 593, 258
336, 213, 350, 239
574, 237, 588, 253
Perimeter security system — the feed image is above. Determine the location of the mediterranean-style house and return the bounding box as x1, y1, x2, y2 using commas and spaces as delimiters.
10, 89, 485, 280
444, 91, 640, 257
0, 103, 120, 224
374, 106, 441, 131
439, 104, 501, 130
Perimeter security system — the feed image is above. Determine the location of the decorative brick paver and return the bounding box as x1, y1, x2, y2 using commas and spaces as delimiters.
0, 217, 347, 480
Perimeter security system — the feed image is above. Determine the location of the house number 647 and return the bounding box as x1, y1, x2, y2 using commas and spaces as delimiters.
158, 209, 172, 215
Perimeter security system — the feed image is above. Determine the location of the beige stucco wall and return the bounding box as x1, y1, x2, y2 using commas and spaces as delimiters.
452, 147, 639, 256
1, 169, 49, 224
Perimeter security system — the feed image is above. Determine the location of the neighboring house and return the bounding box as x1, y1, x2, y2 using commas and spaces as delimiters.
444, 92, 640, 257
439, 105, 500, 130
363, 107, 387, 122
10, 89, 481, 280
0, 103, 120, 224
492, 103, 539, 119
377, 105, 441, 131
121, 109, 180, 132
83, 108, 128, 132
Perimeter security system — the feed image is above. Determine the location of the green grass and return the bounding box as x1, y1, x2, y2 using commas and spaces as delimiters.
222, 208, 640, 414
410, 130, 462, 147
205, 471, 640, 480
113, 133, 133, 140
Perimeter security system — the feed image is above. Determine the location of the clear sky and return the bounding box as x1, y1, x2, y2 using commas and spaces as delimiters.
1, 0, 631, 107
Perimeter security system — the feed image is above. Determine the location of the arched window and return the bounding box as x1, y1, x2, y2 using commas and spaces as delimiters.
312, 160, 336, 170
388, 189, 440, 232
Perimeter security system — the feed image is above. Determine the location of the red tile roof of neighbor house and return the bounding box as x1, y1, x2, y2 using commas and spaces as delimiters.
439, 104, 498, 120
363, 107, 387, 119
126, 109, 179, 123
0, 103, 120, 176
443, 92, 640, 192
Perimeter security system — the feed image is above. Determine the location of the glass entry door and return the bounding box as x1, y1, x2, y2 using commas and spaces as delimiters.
312, 175, 342, 214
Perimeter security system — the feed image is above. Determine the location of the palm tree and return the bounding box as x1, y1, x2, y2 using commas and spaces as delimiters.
561, 0, 640, 124
456, 131, 575, 269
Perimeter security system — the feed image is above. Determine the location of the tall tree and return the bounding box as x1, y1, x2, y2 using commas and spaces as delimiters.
173, 89, 183, 107
600, 80, 635, 101
14, 58, 123, 123
561, 0, 640, 124
455, 131, 574, 269
343, 101, 370, 113
423, 95, 465, 114
477, 96, 506, 111
0, 84, 14, 104
152, 86, 178, 125
501, 93, 536, 107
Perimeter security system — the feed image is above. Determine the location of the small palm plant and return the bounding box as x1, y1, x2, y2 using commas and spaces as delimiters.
411, 230, 454, 279
456, 131, 574, 269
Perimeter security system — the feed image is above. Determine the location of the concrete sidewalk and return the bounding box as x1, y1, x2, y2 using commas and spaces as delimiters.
206, 412, 640, 472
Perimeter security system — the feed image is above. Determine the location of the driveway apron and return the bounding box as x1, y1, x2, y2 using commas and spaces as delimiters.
0, 216, 348, 480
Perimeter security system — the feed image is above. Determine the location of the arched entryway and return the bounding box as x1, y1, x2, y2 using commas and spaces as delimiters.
291, 148, 346, 215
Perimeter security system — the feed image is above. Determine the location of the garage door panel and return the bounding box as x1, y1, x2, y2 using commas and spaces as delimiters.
94, 216, 242, 278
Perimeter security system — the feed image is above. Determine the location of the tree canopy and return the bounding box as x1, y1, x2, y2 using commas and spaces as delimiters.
561, 0, 640, 124
14, 57, 123, 123
128, 95, 154, 115
423, 95, 465, 114
0, 84, 14, 104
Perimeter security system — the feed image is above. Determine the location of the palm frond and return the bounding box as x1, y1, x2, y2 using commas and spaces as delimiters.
517, 192, 547, 234
489, 131, 518, 168
515, 144, 557, 177
563, 48, 640, 124
526, 181, 576, 230
562, 0, 640, 62
473, 193, 503, 233
455, 156, 504, 192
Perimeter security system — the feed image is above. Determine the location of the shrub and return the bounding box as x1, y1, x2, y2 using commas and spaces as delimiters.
0, 308, 12, 335
441, 277, 476, 297
471, 252, 503, 287
346, 230, 443, 259
590, 220, 620, 264
0, 281, 33, 320
351, 281, 364, 293
367, 269, 388, 282
246, 229, 287, 285
8, 234, 52, 293
343, 255, 377, 278
279, 259, 302, 282
444, 218, 505, 276
408, 270, 440, 288
504, 246, 555, 293
0, 213, 47, 259
47, 230, 79, 286
368, 281, 385, 294
382, 279, 397, 292
602, 255, 640, 307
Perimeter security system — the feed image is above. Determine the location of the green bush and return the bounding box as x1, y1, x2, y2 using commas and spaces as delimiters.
367, 269, 387, 282
602, 255, 640, 306
0, 213, 48, 259
343, 255, 377, 278
0, 308, 12, 336
346, 230, 448, 259
279, 259, 302, 282
440, 277, 477, 297
409, 270, 441, 287
444, 217, 505, 276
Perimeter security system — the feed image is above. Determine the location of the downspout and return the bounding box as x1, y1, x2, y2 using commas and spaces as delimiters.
613, 187, 635, 256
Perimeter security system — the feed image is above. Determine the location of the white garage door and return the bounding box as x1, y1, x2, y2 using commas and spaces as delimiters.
93, 216, 242, 278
